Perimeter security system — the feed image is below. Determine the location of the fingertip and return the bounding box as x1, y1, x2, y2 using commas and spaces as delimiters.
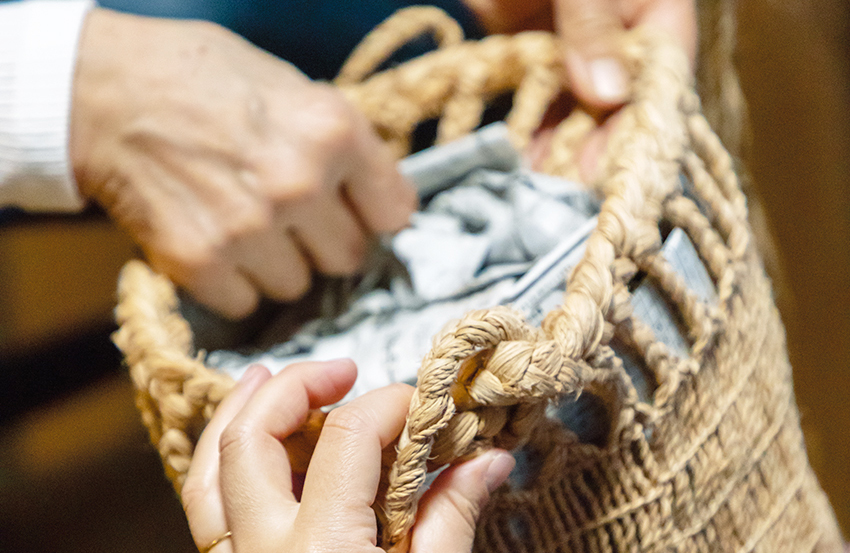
409, 449, 515, 553
221, 364, 272, 410
212, 364, 269, 422
321, 358, 359, 393
221, 292, 261, 321
432, 449, 515, 496
382, 381, 416, 408
239, 363, 271, 384
482, 449, 515, 493
587, 57, 630, 105
146, 244, 263, 321
565, 49, 630, 109
276, 359, 358, 409
554, 0, 630, 109
399, 174, 420, 212
345, 143, 418, 234
387, 380, 415, 394
193, 273, 260, 321
374, 172, 419, 233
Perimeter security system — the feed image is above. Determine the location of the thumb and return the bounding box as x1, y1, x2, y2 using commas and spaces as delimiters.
409, 450, 515, 553
555, 0, 630, 108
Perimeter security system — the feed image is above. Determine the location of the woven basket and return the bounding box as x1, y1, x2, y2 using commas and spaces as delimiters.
113, 7, 844, 552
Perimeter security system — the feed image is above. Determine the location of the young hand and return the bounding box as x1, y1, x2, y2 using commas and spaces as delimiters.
181, 360, 515, 553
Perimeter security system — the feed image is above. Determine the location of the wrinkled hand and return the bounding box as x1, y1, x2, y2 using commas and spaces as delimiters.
182, 360, 515, 553
70, 9, 417, 319
464, 0, 696, 179
465, 0, 696, 107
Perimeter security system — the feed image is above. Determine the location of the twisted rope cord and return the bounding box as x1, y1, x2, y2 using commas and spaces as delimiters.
335, 6, 464, 86
112, 7, 769, 547
114, 261, 235, 491
338, 30, 563, 155
378, 28, 730, 550
540, 109, 596, 180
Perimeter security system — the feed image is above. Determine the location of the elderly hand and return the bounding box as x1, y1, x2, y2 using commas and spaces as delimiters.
181, 360, 514, 553
464, 0, 696, 180
465, 0, 696, 108
70, 9, 417, 319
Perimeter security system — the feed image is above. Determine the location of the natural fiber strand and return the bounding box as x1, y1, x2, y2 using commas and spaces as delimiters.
112, 6, 844, 553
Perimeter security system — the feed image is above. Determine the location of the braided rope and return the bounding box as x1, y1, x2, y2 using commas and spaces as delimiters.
337, 30, 563, 155
378, 25, 714, 549
112, 3, 737, 512
112, 7, 844, 552
114, 261, 234, 491
335, 6, 464, 86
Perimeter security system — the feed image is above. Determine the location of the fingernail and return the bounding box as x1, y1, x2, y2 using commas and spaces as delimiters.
238, 364, 263, 384
484, 450, 516, 493
588, 57, 629, 104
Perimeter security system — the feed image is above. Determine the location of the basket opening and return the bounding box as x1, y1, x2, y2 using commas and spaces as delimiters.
549, 393, 612, 448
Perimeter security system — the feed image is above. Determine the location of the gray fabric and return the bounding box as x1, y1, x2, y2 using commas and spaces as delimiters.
208, 124, 716, 408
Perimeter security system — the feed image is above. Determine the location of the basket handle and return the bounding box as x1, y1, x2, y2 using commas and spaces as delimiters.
335, 6, 464, 86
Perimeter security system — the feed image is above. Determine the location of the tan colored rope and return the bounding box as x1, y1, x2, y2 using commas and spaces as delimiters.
335, 6, 464, 86
378, 27, 708, 550
115, 261, 233, 490
113, 7, 844, 552
337, 30, 563, 155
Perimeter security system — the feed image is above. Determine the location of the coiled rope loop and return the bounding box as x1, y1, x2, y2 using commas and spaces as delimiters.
114, 7, 762, 551
368, 9, 702, 551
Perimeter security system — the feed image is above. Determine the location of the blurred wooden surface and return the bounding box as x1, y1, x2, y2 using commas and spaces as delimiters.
737, 0, 850, 535
0, 215, 136, 355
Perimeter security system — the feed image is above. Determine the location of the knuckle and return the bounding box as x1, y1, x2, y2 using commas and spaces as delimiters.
319, 237, 365, 275
267, 162, 324, 202
322, 405, 372, 438
222, 201, 272, 239
154, 234, 218, 274
442, 486, 484, 531
179, 478, 205, 515
301, 87, 358, 150
218, 421, 255, 462
186, 18, 231, 43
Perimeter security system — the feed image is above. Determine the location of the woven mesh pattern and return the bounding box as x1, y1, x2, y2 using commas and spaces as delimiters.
472, 249, 841, 552
113, 7, 843, 552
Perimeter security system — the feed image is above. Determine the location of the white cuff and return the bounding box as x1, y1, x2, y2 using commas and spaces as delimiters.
0, 0, 96, 212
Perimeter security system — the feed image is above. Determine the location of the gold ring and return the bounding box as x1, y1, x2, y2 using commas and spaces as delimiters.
200, 531, 232, 553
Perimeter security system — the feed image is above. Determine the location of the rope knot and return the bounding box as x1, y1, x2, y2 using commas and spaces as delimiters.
422, 309, 588, 466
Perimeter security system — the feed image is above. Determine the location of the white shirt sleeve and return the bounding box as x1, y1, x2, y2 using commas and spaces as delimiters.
0, 0, 95, 212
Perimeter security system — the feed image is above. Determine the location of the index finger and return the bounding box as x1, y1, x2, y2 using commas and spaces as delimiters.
217, 360, 357, 550
296, 383, 414, 544
340, 108, 419, 233
182, 364, 271, 552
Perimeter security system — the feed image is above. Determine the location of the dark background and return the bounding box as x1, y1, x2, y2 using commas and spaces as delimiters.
1, 0, 848, 550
